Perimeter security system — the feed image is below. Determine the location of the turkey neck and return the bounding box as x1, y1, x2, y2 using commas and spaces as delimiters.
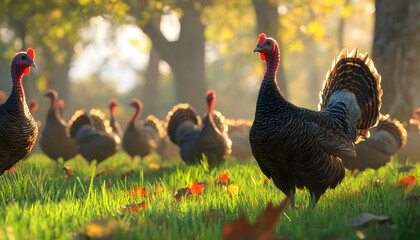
256, 47, 288, 116
7, 60, 27, 110
110, 106, 117, 120
128, 105, 141, 126
202, 109, 223, 138
47, 95, 57, 118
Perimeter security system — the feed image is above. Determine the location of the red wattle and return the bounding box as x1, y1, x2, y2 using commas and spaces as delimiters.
260, 53, 265, 60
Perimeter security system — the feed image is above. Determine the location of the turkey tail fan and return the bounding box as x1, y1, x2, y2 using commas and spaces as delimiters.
89, 109, 112, 133
319, 48, 383, 138
166, 103, 201, 145
377, 114, 407, 149
144, 114, 165, 139
210, 110, 229, 135
68, 110, 91, 138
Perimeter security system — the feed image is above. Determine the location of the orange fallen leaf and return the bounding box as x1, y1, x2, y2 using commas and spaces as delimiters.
149, 163, 160, 170
354, 189, 361, 195
151, 185, 164, 195
398, 175, 417, 187
228, 184, 239, 195
83, 219, 126, 238
264, 179, 269, 184
121, 200, 148, 212
95, 168, 114, 177
222, 198, 290, 240
219, 173, 230, 184
64, 166, 72, 179
126, 187, 151, 197
190, 181, 205, 195
5, 166, 17, 174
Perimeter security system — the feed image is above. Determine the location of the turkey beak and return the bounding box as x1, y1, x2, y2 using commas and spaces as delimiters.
29, 62, 37, 68
253, 45, 262, 53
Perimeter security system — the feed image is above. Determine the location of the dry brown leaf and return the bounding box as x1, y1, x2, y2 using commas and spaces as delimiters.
348, 213, 393, 228
120, 170, 134, 179
404, 193, 420, 203
222, 198, 290, 240
63, 167, 72, 179
126, 187, 151, 198
173, 187, 192, 202
95, 168, 114, 177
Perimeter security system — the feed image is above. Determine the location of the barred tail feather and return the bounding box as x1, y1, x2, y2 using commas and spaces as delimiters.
319, 48, 383, 137
377, 114, 407, 150
144, 114, 165, 138
89, 109, 112, 134
166, 103, 201, 145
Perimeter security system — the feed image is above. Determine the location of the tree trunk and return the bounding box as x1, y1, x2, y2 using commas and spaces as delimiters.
141, 44, 160, 116
337, 0, 350, 50
372, 0, 420, 121
252, 0, 288, 96
139, 1, 207, 113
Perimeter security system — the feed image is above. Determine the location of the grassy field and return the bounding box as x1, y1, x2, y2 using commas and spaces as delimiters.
0, 153, 419, 240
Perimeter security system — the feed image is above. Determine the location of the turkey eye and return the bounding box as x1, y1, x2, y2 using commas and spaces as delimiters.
266, 42, 271, 46
21, 56, 27, 60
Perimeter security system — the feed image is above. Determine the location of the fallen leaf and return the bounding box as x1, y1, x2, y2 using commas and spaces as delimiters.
228, 184, 239, 195
121, 200, 148, 212
173, 187, 192, 202
398, 166, 415, 173
219, 173, 230, 184
149, 163, 160, 170
404, 193, 420, 203
264, 179, 269, 184
5, 166, 16, 174
63, 166, 72, 179
222, 198, 290, 240
354, 189, 361, 195
83, 219, 125, 238
351, 169, 359, 176
348, 213, 392, 228
126, 187, 151, 197
190, 181, 205, 195
95, 168, 114, 177
150, 185, 164, 195
120, 170, 134, 179
398, 175, 417, 195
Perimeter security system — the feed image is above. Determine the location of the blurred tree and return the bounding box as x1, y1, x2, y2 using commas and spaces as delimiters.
372, 0, 420, 120
128, 0, 207, 113
252, 0, 288, 96
141, 44, 160, 116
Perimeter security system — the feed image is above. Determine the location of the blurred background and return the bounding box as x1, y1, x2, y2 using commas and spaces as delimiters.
0, 0, 419, 123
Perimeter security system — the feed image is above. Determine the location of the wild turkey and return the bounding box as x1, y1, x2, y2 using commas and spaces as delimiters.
166, 90, 232, 166
341, 114, 407, 171
397, 117, 420, 163
122, 99, 162, 161
68, 109, 120, 164
250, 33, 382, 205
0, 48, 38, 175
157, 119, 180, 159
109, 99, 123, 139
56, 99, 65, 120
226, 118, 253, 159
413, 108, 420, 119
40, 89, 77, 162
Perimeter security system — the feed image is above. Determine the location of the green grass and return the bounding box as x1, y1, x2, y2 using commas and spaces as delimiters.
0, 153, 419, 240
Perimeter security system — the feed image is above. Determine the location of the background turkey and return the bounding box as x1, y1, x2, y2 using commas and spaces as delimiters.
250, 34, 382, 206
122, 99, 162, 163
109, 99, 123, 139
56, 99, 65, 120
397, 117, 420, 163
40, 89, 78, 162
226, 118, 253, 160
341, 114, 407, 171
166, 90, 231, 167
68, 109, 120, 164
0, 49, 38, 175
157, 119, 180, 160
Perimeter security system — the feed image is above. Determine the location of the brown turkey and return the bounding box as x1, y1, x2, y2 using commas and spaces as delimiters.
122, 99, 162, 162
166, 90, 231, 166
341, 114, 407, 171
397, 117, 420, 163
109, 99, 123, 139
68, 109, 120, 164
0, 48, 38, 175
28, 99, 38, 114
250, 34, 382, 206
226, 118, 253, 160
40, 89, 77, 162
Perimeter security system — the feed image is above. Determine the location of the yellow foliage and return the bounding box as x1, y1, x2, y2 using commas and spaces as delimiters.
78, 0, 90, 6
340, 5, 353, 18
55, 50, 68, 65
56, 27, 65, 39
307, 20, 326, 42
227, 184, 239, 195
288, 39, 305, 53
156, 1, 163, 10
50, 9, 62, 19
36, 76, 47, 91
